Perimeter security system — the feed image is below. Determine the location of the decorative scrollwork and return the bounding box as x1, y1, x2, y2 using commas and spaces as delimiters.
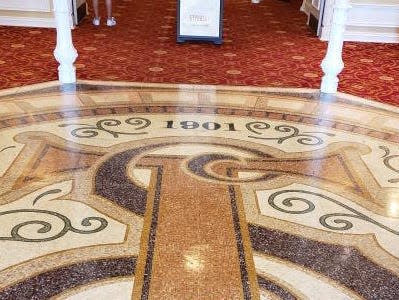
268, 189, 399, 235
246, 122, 334, 145
59, 117, 151, 138
268, 194, 315, 214
0, 146, 16, 153
33, 189, 62, 205
246, 121, 271, 134
379, 146, 399, 183
0, 209, 108, 242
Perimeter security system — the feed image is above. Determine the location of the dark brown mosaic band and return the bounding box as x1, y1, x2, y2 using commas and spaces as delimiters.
228, 184, 252, 299
257, 275, 297, 300
249, 224, 399, 300
0, 257, 136, 300
95, 147, 150, 216
141, 167, 163, 300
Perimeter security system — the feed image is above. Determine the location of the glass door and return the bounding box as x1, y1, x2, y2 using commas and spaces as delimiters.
305, 0, 327, 36
71, 0, 87, 26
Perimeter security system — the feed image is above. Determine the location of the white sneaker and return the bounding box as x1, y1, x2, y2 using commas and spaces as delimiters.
106, 17, 116, 26
92, 18, 100, 26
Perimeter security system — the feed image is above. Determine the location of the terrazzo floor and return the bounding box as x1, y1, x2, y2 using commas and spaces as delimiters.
0, 81, 399, 299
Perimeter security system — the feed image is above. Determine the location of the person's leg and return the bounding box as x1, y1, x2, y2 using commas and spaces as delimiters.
105, 0, 113, 19
105, 0, 116, 26
92, 0, 100, 19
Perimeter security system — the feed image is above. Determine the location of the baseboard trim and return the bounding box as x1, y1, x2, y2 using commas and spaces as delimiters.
321, 25, 399, 43
0, 15, 55, 28
344, 31, 399, 43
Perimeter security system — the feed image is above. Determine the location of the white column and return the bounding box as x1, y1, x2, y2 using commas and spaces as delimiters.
53, 0, 78, 84
320, 0, 351, 94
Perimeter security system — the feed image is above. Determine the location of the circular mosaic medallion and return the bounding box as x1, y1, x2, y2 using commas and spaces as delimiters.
0, 82, 399, 299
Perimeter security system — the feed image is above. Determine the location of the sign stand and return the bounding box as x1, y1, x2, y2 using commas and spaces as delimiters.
177, 0, 224, 45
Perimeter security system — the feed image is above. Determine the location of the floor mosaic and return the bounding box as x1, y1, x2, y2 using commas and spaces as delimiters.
0, 81, 399, 299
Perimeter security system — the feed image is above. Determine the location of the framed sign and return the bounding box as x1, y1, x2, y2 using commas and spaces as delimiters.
177, 0, 224, 44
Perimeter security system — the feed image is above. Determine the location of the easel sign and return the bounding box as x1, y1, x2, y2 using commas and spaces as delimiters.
177, 0, 224, 45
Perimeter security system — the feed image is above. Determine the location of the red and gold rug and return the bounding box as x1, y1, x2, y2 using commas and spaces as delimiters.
0, 0, 397, 105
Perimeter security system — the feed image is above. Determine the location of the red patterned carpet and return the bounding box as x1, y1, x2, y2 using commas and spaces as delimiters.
0, 0, 398, 105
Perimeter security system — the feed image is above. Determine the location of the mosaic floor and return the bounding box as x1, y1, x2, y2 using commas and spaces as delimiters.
1, 81, 399, 299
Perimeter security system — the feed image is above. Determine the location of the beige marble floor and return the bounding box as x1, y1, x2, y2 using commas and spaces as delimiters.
0, 81, 399, 299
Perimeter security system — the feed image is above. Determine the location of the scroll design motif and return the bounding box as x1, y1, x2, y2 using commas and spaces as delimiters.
379, 146, 399, 183
59, 117, 151, 138
246, 122, 334, 146
268, 189, 399, 235
0, 146, 16, 153
0, 190, 108, 242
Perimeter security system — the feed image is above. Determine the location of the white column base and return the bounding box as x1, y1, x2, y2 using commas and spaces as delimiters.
57, 64, 77, 84
320, 0, 351, 94
53, 0, 78, 84
320, 75, 339, 94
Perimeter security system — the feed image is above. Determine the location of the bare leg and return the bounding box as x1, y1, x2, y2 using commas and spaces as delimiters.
92, 0, 100, 19
105, 0, 113, 19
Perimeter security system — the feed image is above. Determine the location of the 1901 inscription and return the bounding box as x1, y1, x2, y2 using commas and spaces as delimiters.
60, 117, 334, 146
165, 121, 237, 131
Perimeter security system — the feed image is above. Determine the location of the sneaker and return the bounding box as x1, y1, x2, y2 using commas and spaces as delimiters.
92, 17, 100, 26
106, 17, 116, 26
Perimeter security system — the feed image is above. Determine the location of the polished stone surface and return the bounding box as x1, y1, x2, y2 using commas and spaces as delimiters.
0, 81, 399, 299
